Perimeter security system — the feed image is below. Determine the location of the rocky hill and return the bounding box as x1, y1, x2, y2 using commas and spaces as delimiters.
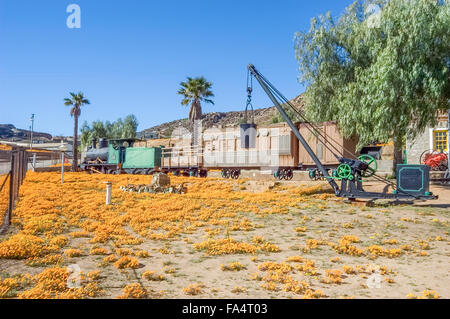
0, 124, 52, 141
139, 94, 305, 138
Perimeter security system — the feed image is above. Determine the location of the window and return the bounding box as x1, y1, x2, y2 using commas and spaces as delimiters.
278, 135, 291, 155
433, 130, 448, 152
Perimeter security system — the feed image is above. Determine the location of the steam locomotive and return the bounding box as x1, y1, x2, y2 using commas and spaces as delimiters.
80, 138, 162, 175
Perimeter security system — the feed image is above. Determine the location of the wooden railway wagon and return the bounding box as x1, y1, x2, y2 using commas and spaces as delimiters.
297, 121, 359, 168
159, 122, 299, 178
202, 122, 298, 167
158, 121, 357, 179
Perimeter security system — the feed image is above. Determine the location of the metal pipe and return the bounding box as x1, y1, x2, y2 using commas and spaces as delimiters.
30, 114, 35, 151
105, 182, 112, 205
61, 152, 64, 184
32, 153, 36, 172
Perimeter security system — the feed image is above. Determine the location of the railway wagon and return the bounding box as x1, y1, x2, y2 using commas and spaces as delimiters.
297, 121, 359, 168
160, 132, 206, 176
202, 122, 299, 178
159, 122, 300, 178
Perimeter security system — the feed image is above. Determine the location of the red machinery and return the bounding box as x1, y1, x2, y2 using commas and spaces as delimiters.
420, 150, 448, 171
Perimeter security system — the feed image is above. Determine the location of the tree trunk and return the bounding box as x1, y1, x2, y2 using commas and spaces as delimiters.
392, 136, 403, 176
195, 100, 202, 121
72, 114, 78, 172
189, 99, 202, 123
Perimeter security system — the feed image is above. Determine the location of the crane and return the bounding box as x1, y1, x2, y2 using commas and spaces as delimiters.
247, 64, 437, 201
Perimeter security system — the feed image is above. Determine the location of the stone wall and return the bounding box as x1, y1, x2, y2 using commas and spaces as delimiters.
406, 129, 431, 164
406, 118, 449, 164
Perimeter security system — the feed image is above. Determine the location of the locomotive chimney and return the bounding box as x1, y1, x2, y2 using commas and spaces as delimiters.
92, 137, 97, 149
99, 138, 108, 148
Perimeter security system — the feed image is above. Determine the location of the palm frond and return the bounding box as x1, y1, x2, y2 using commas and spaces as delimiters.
203, 99, 215, 105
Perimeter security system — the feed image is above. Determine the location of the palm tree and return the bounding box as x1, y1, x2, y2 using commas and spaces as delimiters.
177, 77, 214, 123
64, 92, 90, 171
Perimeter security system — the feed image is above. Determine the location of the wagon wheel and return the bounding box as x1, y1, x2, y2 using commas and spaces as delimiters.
284, 169, 293, 180
420, 150, 448, 171
189, 170, 198, 177
358, 154, 377, 177
420, 149, 439, 169
420, 149, 433, 165
221, 169, 227, 178
274, 169, 284, 180
231, 169, 240, 179
279, 169, 286, 180
273, 169, 280, 180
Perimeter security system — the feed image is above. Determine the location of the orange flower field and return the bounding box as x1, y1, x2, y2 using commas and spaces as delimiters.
0, 171, 448, 299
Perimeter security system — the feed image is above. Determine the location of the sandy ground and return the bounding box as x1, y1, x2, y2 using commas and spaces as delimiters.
0, 176, 449, 299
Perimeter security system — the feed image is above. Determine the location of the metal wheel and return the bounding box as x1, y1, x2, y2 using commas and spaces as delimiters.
284, 169, 293, 180
358, 154, 377, 177
224, 169, 231, 179
336, 163, 353, 180
231, 169, 240, 179
420, 149, 448, 171
274, 168, 284, 180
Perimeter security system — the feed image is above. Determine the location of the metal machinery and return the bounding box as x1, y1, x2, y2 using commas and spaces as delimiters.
247, 64, 437, 201
420, 149, 448, 171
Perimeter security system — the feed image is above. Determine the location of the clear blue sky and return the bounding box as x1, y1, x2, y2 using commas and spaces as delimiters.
0, 0, 352, 136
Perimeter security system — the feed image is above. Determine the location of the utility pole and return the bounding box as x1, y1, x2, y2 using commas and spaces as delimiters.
59, 141, 68, 184
30, 114, 35, 151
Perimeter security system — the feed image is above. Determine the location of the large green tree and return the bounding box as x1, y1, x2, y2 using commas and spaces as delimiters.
294, 0, 449, 171
64, 92, 90, 171
177, 77, 214, 123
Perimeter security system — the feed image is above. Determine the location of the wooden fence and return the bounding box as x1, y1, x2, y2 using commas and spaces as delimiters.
0, 147, 29, 233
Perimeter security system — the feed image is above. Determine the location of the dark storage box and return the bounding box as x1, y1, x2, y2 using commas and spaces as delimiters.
396, 164, 430, 196
240, 123, 257, 149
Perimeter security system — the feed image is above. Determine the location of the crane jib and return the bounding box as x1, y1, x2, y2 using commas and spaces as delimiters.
247, 64, 340, 194
246, 64, 436, 201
